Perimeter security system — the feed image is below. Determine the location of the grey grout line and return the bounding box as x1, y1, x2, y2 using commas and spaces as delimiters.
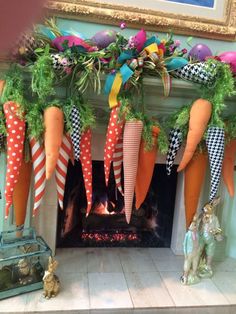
211, 272, 236, 306
86, 249, 92, 310
118, 247, 135, 310
158, 270, 179, 308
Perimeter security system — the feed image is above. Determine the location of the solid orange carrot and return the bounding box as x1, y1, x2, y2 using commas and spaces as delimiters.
184, 151, 208, 228
13, 159, 32, 228
222, 139, 236, 197
135, 125, 160, 209
0, 80, 5, 96
178, 98, 212, 172
44, 106, 64, 180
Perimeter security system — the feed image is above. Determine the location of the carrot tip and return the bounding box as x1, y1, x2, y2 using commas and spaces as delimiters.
4, 215, 8, 220
177, 165, 184, 172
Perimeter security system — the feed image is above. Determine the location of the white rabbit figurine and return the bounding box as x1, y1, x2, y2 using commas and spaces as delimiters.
43, 256, 60, 299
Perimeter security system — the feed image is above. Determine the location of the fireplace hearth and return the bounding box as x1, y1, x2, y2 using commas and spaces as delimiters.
56, 160, 178, 248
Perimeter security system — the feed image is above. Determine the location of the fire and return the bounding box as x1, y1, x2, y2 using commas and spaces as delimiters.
93, 201, 116, 215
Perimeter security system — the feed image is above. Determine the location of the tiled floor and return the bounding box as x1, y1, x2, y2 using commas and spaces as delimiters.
1, 248, 236, 314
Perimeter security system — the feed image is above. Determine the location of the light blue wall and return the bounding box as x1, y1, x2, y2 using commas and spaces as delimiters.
57, 18, 236, 54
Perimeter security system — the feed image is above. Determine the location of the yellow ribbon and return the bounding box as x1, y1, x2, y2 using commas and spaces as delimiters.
108, 72, 122, 108
144, 43, 159, 55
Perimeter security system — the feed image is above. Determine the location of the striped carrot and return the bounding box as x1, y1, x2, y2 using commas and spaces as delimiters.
55, 134, 72, 209
113, 134, 124, 195
123, 119, 143, 224
30, 137, 46, 217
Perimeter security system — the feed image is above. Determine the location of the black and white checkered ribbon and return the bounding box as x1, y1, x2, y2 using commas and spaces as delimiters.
70, 104, 82, 161
166, 128, 183, 175
51, 53, 74, 71
172, 62, 216, 86
206, 126, 225, 201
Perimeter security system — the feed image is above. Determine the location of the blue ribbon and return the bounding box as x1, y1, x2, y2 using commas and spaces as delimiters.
59, 28, 86, 40
104, 72, 116, 94
120, 64, 134, 85
144, 36, 161, 48
165, 57, 188, 71
37, 25, 57, 40
117, 51, 134, 64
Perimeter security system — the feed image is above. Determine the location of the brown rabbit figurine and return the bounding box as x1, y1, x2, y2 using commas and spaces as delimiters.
43, 256, 60, 299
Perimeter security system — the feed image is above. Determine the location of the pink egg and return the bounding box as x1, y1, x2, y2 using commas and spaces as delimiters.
218, 51, 236, 74
52, 36, 92, 52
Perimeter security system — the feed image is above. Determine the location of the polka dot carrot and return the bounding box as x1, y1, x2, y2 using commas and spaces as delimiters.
104, 105, 124, 186
3, 101, 25, 219
80, 128, 93, 216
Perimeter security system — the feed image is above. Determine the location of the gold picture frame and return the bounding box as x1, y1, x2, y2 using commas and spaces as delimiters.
45, 0, 236, 41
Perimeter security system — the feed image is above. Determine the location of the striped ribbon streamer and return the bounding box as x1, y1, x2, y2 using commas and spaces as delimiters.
55, 134, 72, 210
30, 137, 46, 217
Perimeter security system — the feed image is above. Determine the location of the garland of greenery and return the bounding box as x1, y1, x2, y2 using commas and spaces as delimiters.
118, 96, 168, 153
31, 45, 55, 101
200, 59, 235, 128
0, 20, 235, 156
1, 66, 26, 115
63, 96, 96, 135
25, 102, 44, 141
225, 116, 236, 142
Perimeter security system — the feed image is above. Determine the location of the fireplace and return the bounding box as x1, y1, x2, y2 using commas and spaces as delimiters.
56, 160, 178, 248
31, 79, 207, 255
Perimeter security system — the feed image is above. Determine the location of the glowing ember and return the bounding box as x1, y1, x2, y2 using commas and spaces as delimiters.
93, 201, 117, 215
81, 232, 139, 242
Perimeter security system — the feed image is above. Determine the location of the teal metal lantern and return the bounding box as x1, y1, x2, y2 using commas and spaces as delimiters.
0, 228, 51, 300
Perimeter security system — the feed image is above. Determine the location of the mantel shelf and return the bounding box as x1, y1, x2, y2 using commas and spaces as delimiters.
1, 62, 235, 132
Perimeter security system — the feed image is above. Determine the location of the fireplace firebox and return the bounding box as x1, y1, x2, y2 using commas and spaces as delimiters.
56, 160, 178, 248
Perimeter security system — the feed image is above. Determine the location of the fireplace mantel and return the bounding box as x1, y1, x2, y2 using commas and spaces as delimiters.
0, 67, 235, 256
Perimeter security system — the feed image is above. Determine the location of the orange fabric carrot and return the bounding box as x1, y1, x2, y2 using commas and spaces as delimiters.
222, 139, 236, 197
44, 106, 64, 180
4, 101, 26, 218
13, 159, 32, 227
184, 151, 208, 228
123, 119, 143, 224
178, 98, 212, 172
135, 125, 160, 209
0, 80, 5, 96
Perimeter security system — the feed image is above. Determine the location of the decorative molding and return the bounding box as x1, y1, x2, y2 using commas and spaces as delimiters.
45, 0, 236, 41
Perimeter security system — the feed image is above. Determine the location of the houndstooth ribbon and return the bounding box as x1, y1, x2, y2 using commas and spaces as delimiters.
166, 128, 183, 175
70, 104, 82, 161
206, 126, 225, 201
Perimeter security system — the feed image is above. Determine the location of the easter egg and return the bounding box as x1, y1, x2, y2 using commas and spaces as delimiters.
91, 30, 117, 49
188, 44, 212, 61
218, 51, 236, 74
52, 36, 92, 51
